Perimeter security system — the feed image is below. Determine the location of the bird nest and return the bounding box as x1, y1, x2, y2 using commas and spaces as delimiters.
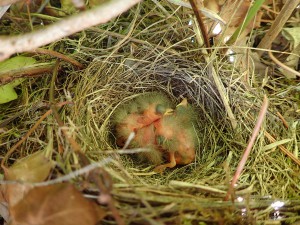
1, 1, 300, 224
62, 48, 299, 223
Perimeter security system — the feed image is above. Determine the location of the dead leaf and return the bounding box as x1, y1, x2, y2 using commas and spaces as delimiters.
0, 190, 9, 222
10, 183, 106, 225
4, 150, 53, 182
1, 151, 54, 210
217, 0, 262, 41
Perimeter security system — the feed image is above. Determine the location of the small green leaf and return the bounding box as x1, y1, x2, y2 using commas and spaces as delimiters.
0, 84, 18, 104
0, 56, 36, 104
0, 56, 36, 72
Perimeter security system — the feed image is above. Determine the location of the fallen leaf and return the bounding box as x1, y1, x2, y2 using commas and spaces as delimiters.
2, 151, 54, 208
4, 150, 53, 182
10, 183, 106, 225
280, 27, 300, 78
0, 189, 9, 222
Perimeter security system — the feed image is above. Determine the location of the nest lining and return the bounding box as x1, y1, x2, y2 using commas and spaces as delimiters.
1, 0, 300, 223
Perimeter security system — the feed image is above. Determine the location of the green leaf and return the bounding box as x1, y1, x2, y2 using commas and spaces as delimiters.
0, 84, 18, 104
0, 56, 36, 104
0, 56, 36, 72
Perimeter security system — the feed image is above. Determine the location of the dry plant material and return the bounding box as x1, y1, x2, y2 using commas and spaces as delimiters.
166, 0, 225, 24
48, 63, 124, 225
32, 48, 85, 69
0, 63, 54, 85
3, 151, 53, 183
0, 102, 48, 128
268, 51, 300, 77
225, 95, 269, 201
276, 111, 289, 129
0, 0, 142, 61
257, 0, 300, 56
264, 131, 300, 167
225, 0, 264, 45
1, 0, 299, 223
9, 183, 105, 225
0, 151, 53, 222
216, 0, 262, 44
0, 101, 73, 168
188, 0, 210, 50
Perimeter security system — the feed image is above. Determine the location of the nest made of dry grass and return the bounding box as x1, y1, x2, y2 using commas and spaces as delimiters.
1, 0, 300, 224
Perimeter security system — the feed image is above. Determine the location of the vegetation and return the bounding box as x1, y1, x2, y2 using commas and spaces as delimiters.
0, 0, 299, 224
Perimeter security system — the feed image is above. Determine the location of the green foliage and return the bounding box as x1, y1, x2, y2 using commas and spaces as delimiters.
0, 56, 36, 104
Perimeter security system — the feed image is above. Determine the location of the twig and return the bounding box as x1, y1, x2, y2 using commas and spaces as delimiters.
264, 131, 300, 167
32, 48, 85, 69
188, 0, 210, 51
268, 51, 300, 77
0, 64, 54, 85
0, 0, 142, 61
276, 112, 289, 129
225, 95, 269, 201
257, 0, 299, 56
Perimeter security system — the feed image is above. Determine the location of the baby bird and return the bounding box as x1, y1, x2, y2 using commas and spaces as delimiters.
153, 98, 198, 172
112, 92, 174, 151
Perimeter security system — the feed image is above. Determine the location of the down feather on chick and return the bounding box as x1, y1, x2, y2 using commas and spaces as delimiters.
112, 92, 174, 151
153, 98, 198, 172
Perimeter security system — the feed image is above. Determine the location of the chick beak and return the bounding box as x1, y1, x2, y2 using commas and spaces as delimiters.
176, 98, 188, 107
164, 108, 174, 116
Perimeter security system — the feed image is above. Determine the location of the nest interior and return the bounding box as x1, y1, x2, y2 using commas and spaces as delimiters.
1, 0, 300, 224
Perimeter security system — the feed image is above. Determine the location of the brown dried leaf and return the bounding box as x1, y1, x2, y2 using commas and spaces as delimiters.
10, 183, 106, 225
218, 0, 262, 39
1, 151, 54, 210
0, 190, 9, 222
4, 150, 53, 182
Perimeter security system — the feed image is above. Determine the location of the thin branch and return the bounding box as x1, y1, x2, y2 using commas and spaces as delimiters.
264, 131, 300, 167
268, 51, 300, 77
0, 64, 54, 84
188, 0, 210, 51
276, 112, 289, 129
0, 0, 142, 61
225, 95, 269, 201
32, 48, 85, 69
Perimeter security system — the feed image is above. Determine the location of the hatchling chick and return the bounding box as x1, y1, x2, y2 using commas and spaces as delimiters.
153, 98, 199, 172
112, 92, 174, 150
134, 92, 174, 125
